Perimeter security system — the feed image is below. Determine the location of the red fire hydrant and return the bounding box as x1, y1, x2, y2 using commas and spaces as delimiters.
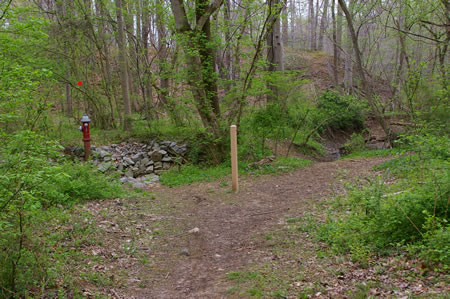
80, 114, 91, 161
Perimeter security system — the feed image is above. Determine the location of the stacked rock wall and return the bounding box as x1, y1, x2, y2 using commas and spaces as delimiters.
92, 141, 187, 178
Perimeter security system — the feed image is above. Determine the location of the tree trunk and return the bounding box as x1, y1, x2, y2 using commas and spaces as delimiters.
224, 0, 233, 81
318, 0, 329, 51
282, 2, 288, 46
309, 0, 316, 50
115, 0, 132, 130
141, 0, 153, 113
266, 0, 284, 102
125, 2, 139, 112
97, 0, 118, 126
169, 0, 223, 152
331, 0, 338, 85
336, 4, 342, 63
195, 0, 221, 117
343, 24, 353, 91
338, 0, 391, 143
65, 80, 72, 117
289, 0, 295, 46
156, 0, 169, 106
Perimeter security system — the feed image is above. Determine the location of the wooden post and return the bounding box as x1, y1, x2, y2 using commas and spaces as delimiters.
230, 125, 239, 192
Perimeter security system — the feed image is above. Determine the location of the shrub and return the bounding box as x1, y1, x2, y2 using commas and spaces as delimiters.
319, 133, 449, 267
314, 91, 365, 131
0, 130, 122, 296
343, 133, 366, 154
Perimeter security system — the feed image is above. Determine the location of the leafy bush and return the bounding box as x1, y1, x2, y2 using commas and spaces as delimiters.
314, 91, 365, 131
0, 130, 122, 296
319, 133, 449, 268
343, 133, 366, 154
411, 217, 450, 270
249, 102, 286, 156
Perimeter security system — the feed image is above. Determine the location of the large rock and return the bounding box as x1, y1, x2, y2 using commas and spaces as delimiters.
132, 182, 146, 189
141, 157, 150, 166
98, 162, 113, 173
123, 157, 135, 166
131, 153, 142, 162
151, 151, 163, 162
144, 174, 160, 184
98, 149, 110, 159
162, 156, 172, 162
125, 169, 134, 178
138, 163, 147, 175
145, 165, 154, 174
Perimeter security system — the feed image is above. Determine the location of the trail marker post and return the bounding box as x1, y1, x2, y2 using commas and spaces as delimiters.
230, 125, 239, 192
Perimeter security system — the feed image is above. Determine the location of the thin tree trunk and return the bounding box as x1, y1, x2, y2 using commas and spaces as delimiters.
141, 0, 152, 113
309, 0, 316, 50
282, 1, 288, 46
338, 0, 391, 143
115, 0, 132, 130
125, 2, 139, 112
289, 0, 295, 46
156, 0, 169, 106
331, 0, 338, 85
314, 0, 319, 49
97, 0, 118, 126
65, 80, 72, 117
344, 24, 353, 91
267, 0, 284, 102
336, 4, 342, 63
318, 0, 328, 51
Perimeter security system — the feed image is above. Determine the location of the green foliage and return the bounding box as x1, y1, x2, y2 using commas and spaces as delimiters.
343, 133, 366, 154
160, 163, 230, 187
0, 6, 56, 133
319, 133, 449, 268
160, 157, 311, 187
342, 148, 399, 159
314, 91, 365, 132
249, 102, 285, 155
0, 131, 122, 296
410, 218, 450, 270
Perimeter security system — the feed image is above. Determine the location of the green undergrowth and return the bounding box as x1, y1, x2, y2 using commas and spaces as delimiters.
49, 115, 203, 147
341, 147, 401, 159
160, 157, 312, 187
0, 130, 123, 296
318, 132, 449, 270
226, 269, 289, 298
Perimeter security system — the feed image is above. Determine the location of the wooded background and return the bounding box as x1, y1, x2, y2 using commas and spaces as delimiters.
1, 0, 447, 140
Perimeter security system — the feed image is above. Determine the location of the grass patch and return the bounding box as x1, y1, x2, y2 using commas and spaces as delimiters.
160, 157, 312, 187
160, 163, 230, 187
341, 148, 400, 159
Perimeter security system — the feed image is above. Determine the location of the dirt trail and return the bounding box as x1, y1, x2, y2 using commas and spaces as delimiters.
144, 157, 390, 298
85, 157, 391, 298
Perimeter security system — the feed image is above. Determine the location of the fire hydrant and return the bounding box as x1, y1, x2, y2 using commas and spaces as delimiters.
80, 114, 91, 161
